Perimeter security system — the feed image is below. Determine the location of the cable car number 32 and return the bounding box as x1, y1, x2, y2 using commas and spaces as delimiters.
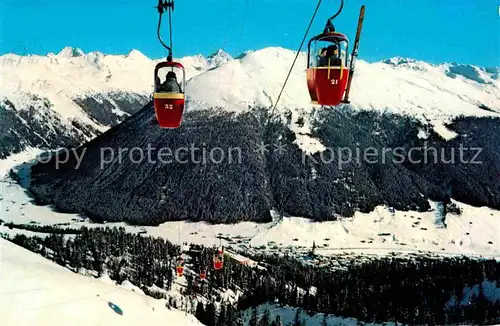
164, 104, 174, 110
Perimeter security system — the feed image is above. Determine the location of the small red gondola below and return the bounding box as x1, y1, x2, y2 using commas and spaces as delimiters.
213, 248, 224, 270
176, 256, 184, 277
153, 61, 186, 128
307, 32, 350, 106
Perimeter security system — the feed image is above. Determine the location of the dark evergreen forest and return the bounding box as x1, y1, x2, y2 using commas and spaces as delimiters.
27, 104, 500, 225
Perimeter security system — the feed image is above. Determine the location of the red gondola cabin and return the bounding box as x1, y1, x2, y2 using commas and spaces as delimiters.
306, 32, 350, 106
176, 256, 185, 277
154, 61, 186, 128
176, 265, 184, 277
213, 248, 224, 270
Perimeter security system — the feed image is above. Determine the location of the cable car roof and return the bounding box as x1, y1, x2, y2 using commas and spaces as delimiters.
310, 32, 349, 43
154, 61, 185, 70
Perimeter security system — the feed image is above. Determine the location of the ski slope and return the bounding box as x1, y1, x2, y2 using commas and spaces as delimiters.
0, 237, 203, 326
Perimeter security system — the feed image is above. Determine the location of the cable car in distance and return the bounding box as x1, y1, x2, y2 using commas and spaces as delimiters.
154, 61, 186, 128
306, 0, 365, 106
213, 247, 224, 270
176, 256, 184, 277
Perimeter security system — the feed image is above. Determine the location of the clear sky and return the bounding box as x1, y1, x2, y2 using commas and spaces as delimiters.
1, 0, 499, 66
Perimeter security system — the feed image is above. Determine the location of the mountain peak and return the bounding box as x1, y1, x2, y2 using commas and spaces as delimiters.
382, 56, 434, 72
125, 49, 148, 60
383, 56, 419, 66
444, 63, 493, 84
57, 46, 84, 58
207, 49, 233, 67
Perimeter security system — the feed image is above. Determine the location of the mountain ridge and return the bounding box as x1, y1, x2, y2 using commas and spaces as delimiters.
0, 47, 234, 158
1, 46, 499, 160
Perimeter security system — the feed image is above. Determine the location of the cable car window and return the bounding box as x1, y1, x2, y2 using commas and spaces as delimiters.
338, 40, 348, 66
155, 66, 185, 93
311, 38, 349, 68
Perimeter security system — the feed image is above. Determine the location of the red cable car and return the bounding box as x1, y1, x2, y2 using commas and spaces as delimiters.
154, 61, 186, 128
176, 265, 184, 277
213, 247, 224, 270
153, 0, 187, 128
200, 271, 206, 280
176, 256, 184, 277
307, 32, 350, 106
306, 1, 365, 106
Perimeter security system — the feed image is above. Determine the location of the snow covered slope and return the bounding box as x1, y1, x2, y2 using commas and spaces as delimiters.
0, 237, 204, 326
186, 47, 500, 121
3, 46, 497, 127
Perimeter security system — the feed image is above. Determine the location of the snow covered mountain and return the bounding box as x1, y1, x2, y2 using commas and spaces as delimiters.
2, 46, 498, 160
2, 46, 499, 222
2, 47, 499, 326
186, 47, 499, 122
0, 47, 233, 158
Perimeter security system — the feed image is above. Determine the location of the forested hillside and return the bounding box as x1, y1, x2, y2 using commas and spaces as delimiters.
27, 102, 500, 225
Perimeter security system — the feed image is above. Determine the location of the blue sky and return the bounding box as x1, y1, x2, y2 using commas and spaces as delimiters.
1, 0, 499, 66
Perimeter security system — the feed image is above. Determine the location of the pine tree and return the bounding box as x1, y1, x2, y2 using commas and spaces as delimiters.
233, 310, 245, 326
186, 274, 194, 295
205, 302, 216, 326
249, 306, 258, 326
275, 314, 283, 326
225, 304, 235, 326
321, 313, 328, 326
195, 302, 205, 324
218, 304, 227, 326
293, 309, 301, 326
474, 284, 488, 325
259, 308, 270, 326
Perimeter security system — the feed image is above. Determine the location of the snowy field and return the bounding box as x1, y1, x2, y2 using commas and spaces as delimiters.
1, 150, 499, 260
0, 237, 203, 326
